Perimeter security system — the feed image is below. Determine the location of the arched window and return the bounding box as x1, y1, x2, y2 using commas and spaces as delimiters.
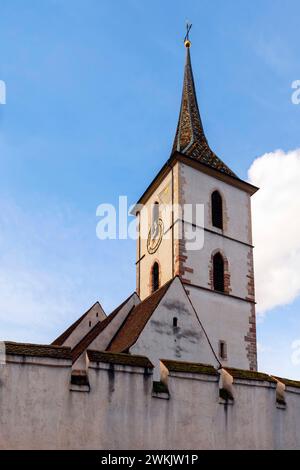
151, 202, 159, 238
151, 262, 159, 293
211, 191, 223, 229
213, 252, 225, 292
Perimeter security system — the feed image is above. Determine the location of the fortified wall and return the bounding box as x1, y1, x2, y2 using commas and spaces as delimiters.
0, 342, 299, 450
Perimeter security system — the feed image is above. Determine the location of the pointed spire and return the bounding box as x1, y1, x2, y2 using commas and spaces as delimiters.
172, 30, 236, 178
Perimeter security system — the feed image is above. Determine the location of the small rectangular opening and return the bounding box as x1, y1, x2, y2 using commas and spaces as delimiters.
173, 317, 178, 328
219, 340, 227, 360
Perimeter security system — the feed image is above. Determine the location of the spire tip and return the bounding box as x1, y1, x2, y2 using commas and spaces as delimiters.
184, 22, 192, 48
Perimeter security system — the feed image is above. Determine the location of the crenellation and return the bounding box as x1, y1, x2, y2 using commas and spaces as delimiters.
1, 351, 299, 449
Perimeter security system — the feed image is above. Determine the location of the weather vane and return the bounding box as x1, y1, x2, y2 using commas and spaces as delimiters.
184, 22, 192, 48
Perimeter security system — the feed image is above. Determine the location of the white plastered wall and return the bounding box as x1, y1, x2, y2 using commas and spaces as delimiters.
131, 278, 218, 374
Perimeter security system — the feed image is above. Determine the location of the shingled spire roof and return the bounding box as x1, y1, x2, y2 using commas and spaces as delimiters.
172, 40, 236, 178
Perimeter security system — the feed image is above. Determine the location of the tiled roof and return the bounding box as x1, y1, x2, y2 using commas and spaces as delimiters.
87, 350, 153, 369
107, 280, 172, 353
224, 367, 277, 383
52, 301, 104, 346
72, 293, 136, 363
161, 359, 217, 376
4, 342, 72, 360
172, 46, 236, 178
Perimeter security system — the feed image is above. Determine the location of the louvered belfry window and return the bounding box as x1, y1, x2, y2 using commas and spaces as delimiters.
212, 191, 223, 229
152, 262, 159, 293
213, 252, 225, 292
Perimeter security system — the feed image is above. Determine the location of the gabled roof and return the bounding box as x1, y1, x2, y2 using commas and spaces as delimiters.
107, 280, 173, 353
72, 293, 137, 363
4, 341, 72, 360
172, 44, 236, 178
52, 301, 105, 346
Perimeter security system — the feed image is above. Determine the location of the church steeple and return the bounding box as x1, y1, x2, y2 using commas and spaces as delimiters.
172, 30, 236, 178
135, 28, 258, 372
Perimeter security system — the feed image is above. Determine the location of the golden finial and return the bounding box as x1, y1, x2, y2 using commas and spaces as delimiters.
184, 22, 192, 48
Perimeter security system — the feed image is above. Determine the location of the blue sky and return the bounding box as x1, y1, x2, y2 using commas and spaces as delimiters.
0, 0, 299, 378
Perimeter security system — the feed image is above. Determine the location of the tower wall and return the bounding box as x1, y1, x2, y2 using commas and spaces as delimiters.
137, 163, 179, 300
178, 162, 257, 370
136, 160, 257, 370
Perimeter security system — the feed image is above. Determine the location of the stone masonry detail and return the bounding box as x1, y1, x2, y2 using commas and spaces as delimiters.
245, 304, 258, 371
174, 163, 194, 284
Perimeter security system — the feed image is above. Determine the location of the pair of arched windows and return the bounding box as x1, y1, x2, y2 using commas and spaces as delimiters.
149, 193, 225, 295
151, 254, 225, 294
153, 193, 222, 230
153, 192, 223, 231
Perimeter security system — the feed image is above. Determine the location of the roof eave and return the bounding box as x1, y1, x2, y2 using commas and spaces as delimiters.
175, 152, 259, 195
130, 154, 177, 215
131, 152, 259, 214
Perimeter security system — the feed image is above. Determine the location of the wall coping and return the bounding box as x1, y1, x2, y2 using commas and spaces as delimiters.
87, 350, 153, 370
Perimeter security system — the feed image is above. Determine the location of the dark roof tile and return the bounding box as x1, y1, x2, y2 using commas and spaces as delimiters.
72, 293, 137, 362
172, 46, 236, 178
225, 367, 276, 383
4, 342, 72, 360
107, 280, 172, 353
273, 376, 300, 389
52, 301, 104, 346
88, 350, 153, 369
162, 359, 217, 376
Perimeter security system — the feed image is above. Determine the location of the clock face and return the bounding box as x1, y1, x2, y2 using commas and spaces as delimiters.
147, 219, 164, 254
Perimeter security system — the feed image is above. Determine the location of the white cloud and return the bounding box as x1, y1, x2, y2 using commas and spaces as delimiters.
258, 339, 300, 380
248, 148, 300, 314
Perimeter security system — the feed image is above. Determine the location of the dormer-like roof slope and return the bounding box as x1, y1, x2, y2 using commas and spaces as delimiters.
107, 280, 173, 353
72, 292, 138, 363
52, 301, 106, 346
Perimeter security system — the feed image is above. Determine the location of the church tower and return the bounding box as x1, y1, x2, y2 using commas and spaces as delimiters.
134, 33, 258, 371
